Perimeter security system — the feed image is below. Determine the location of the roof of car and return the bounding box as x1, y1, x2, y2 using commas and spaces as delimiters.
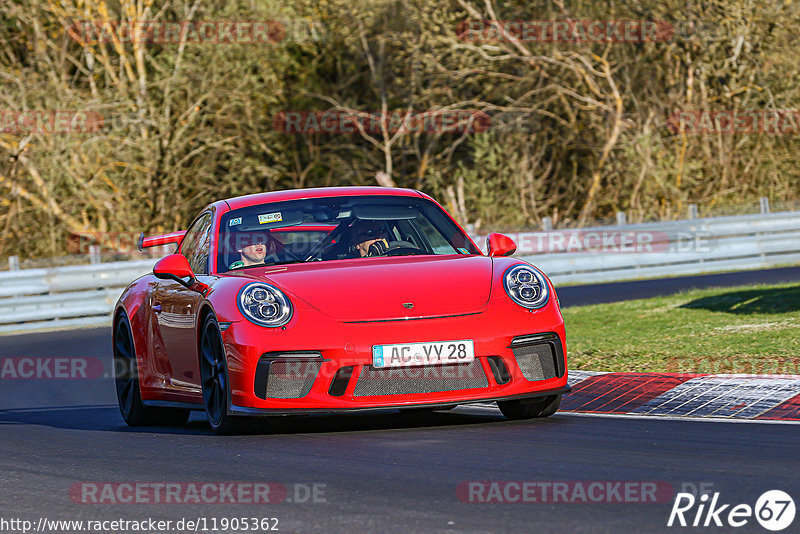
223, 186, 427, 211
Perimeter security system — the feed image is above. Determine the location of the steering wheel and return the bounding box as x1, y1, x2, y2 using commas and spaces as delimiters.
384, 246, 428, 256
370, 240, 428, 257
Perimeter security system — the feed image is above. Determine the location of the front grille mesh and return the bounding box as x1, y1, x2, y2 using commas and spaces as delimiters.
512, 343, 557, 381
353, 360, 488, 396
264, 361, 321, 399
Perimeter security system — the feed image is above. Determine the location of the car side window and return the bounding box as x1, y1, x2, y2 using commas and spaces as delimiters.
410, 216, 455, 254
180, 212, 213, 275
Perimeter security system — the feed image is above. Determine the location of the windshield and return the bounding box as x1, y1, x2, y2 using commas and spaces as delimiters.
217, 195, 480, 272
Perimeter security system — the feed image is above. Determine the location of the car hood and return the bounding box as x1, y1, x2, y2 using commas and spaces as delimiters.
245, 255, 494, 322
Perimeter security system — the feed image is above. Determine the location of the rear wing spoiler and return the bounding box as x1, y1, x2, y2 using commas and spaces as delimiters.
136, 231, 186, 251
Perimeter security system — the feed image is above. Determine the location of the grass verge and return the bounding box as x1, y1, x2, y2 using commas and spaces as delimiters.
562, 282, 800, 374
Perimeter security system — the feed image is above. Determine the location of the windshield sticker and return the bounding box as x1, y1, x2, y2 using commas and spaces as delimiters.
457, 247, 469, 254
258, 212, 283, 224
229, 217, 242, 226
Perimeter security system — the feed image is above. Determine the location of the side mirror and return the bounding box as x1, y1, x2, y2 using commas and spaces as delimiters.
153, 254, 196, 288
487, 233, 517, 257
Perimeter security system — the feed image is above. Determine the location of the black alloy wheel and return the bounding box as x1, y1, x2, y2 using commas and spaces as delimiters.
199, 313, 255, 434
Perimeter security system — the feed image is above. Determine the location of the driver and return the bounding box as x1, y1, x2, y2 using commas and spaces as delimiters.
349, 220, 390, 257
228, 231, 278, 269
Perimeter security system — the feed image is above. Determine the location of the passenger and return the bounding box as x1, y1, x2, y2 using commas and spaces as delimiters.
228, 231, 276, 269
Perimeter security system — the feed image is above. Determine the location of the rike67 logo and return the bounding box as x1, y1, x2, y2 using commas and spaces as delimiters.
668, 490, 795, 531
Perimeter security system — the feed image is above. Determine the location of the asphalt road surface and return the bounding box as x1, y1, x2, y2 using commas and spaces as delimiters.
2, 268, 799, 533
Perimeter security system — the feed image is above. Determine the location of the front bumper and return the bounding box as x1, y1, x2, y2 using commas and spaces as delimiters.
222, 295, 568, 412
229, 385, 571, 416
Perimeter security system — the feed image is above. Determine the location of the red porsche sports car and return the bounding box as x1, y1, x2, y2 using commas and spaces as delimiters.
114, 187, 569, 433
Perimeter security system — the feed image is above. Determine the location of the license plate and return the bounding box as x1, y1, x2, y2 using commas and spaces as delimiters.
372, 340, 475, 369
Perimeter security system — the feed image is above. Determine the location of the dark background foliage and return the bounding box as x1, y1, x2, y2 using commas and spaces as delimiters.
1, 0, 798, 259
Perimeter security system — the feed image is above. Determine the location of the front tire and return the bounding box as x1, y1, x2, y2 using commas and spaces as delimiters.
498, 394, 561, 420
113, 312, 190, 426
199, 313, 254, 434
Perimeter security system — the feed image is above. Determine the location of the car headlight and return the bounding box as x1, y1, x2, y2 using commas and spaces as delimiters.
503, 264, 550, 309
237, 282, 293, 327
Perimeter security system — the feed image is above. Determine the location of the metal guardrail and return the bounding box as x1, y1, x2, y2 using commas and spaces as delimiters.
0, 260, 156, 298
0, 261, 155, 333
510, 211, 800, 284
0, 211, 799, 333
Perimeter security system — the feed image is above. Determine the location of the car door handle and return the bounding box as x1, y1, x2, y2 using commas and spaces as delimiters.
153, 303, 163, 313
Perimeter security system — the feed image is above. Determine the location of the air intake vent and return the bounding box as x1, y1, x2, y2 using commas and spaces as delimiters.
510, 333, 565, 382
353, 360, 488, 397
513, 344, 556, 381
266, 360, 321, 399
255, 360, 322, 399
